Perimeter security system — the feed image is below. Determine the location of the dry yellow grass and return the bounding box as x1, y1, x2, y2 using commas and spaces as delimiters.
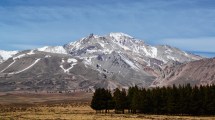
0, 93, 214, 120
1, 103, 215, 120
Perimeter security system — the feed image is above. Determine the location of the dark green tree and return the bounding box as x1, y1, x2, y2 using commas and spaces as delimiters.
113, 88, 127, 114
91, 88, 104, 113
104, 89, 114, 113
91, 84, 215, 115
91, 88, 113, 113
127, 86, 139, 113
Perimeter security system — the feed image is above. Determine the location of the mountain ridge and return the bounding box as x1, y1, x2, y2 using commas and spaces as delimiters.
0, 32, 205, 92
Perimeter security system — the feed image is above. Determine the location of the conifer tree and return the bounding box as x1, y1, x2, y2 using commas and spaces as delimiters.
127, 86, 138, 113
91, 88, 104, 113
91, 84, 215, 115
113, 88, 127, 114
91, 88, 113, 113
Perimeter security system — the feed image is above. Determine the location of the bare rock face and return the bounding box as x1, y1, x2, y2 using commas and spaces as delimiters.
0, 33, 203, 92
151, 58, 215, 87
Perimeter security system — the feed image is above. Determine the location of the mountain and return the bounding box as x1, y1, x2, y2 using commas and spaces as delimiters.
0, 33, 202, 92
151, 58, 215, 87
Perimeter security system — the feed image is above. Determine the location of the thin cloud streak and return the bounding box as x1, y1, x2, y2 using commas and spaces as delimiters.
152, 37, 215, 53
191, 51, 215, 58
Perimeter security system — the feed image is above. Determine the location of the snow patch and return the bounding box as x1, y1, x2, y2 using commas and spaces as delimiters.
0, 60, 16, 73
37, 46, 67, 54
27, 50, 35, 55
60, 58, 78, 73
69, 40, 82, 49
183, 51, 189, 57
86, 49, 99, 53
119, 54, 139, 70
67, 58, 77, 63
109, 32, 133, 39
99, 43, 105, 47
13, 50, 36, 60
124, 59, 138, 70
37, 46, 49, 51
86, 49, 113, 54
8, 59, 40, 74
143, 47, 151, 57
13, 54, 26, 60
167, 56, 177, 61
141, 46, 157, 58
45, 55, 51, 58
92, 35, 100, 38
0, 50, 18, 61
84, 57, 93, 65
133, 45, 140, 53
151, 47, 157, 58
103, 49, 113, 54
62, 59, 65, 63
79, 56, 97, 65
74, 42, 81, 49
165, 49, 173, 53
60, 63, 77, 73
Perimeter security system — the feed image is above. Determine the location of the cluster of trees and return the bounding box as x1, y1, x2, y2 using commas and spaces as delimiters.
91, 84, 215, 115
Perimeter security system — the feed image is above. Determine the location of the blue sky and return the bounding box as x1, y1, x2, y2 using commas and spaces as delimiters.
0, 0, 215, 57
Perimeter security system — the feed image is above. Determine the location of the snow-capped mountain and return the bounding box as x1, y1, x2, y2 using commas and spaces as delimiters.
35, 33, 201, 65
0, 50, 18, 63
63, 32, 201, 67
0, 33, 203, 92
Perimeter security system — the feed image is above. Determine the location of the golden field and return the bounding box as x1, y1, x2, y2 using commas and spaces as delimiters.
1, 103, 215, 120
0, 92, 215, 120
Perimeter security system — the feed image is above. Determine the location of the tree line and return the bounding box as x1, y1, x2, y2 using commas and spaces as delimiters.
91, 84, 215, 115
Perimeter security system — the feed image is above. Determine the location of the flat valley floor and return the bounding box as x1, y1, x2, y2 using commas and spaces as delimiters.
0, 92, 215, 120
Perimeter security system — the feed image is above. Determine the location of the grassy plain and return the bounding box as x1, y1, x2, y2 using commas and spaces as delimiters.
0, 92, 215, 120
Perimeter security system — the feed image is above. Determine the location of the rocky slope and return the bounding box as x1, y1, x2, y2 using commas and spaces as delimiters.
0, 33, 203, 92
151, 58, 215, 87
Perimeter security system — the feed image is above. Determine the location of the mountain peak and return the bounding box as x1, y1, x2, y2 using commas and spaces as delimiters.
87, 33, 100, 39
